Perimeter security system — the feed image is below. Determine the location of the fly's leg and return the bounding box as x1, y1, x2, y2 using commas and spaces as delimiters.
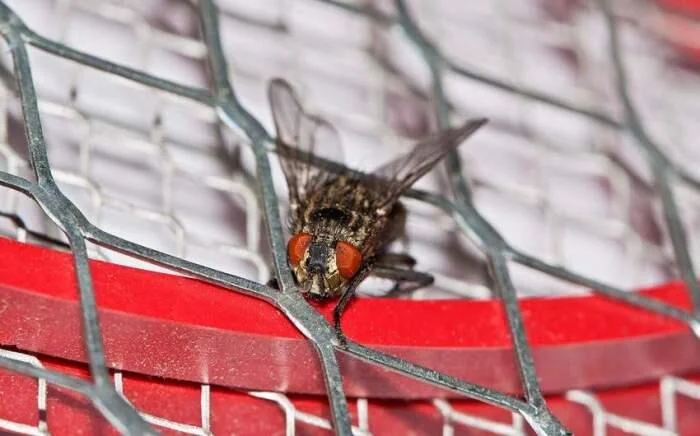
333, 262, 373, 345
375, 252, 416, 269
373, 251, 433, 295
371, 264, 434, 296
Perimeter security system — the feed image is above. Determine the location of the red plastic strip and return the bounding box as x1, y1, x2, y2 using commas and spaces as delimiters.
0, 237, 698, 398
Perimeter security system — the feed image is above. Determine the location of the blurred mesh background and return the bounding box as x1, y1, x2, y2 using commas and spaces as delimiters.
3, 0, 694, 299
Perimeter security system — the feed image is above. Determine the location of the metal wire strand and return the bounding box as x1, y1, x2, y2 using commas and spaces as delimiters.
594, 0, 700, 318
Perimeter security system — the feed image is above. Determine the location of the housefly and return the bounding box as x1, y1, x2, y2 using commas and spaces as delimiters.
268, 78, 487, 338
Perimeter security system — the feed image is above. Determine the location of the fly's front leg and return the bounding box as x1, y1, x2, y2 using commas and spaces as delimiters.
333, 261, 373, 345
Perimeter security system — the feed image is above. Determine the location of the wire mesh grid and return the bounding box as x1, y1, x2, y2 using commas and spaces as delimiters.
0, 0, 699, 434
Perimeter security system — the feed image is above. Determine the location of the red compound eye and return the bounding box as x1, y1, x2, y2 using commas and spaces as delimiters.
335, 240, 362, 279
287, 233, 311, 266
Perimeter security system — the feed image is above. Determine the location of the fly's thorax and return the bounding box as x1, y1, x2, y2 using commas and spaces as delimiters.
302, 184, 392, 250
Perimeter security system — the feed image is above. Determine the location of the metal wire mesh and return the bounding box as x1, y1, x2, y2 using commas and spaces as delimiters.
0, 0, 699, 434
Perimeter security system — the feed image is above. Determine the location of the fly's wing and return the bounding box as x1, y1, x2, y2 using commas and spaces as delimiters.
268, 78, 343, 209
369, 118, 488, 208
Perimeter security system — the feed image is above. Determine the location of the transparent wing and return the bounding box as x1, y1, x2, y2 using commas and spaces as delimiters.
268, 78, 344, 206
369, 118, 488, 207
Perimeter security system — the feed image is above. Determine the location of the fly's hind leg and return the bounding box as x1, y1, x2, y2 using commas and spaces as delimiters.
371, 263, 434, 296
375, 252, 417, 269
373, 250, 434, 296
373, 203, 433, 295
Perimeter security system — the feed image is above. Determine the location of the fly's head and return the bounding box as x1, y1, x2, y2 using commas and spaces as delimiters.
287, 231, 362, 300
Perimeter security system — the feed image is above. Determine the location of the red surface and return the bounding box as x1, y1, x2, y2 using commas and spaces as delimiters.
1, 355, 699, 435
0, 237, 699, 399
656, 0, 700, 63
658, 0, 700, 14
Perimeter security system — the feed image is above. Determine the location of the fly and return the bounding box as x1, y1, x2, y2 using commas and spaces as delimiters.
267, 78, 487, 340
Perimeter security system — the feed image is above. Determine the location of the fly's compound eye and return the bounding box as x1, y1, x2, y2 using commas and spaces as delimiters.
287, 233, 312, 266
335, 240, 362, 279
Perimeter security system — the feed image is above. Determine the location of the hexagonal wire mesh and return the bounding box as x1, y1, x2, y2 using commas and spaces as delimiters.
0, 0, 699, 434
